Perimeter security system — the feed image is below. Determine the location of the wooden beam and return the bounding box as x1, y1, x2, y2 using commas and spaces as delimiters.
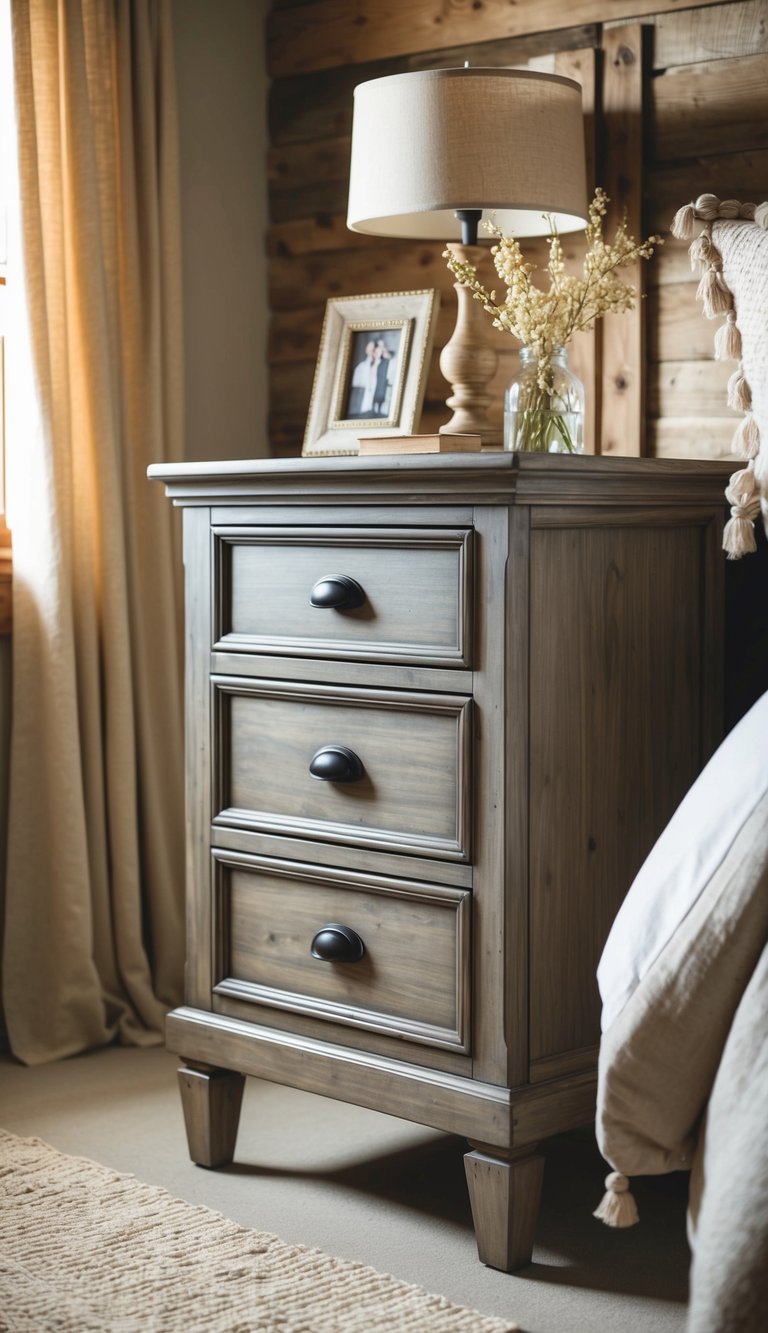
555, 47, 599, 454
266, 0, 729, 79
600, 24, 648, 457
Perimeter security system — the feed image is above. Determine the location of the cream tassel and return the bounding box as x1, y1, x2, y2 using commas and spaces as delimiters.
714, 313, 741, 361
755, 201, 768, 231
671, 202, 696, 240
689, 231, 713, 269
717, 198, 743, 219
593, 1172, 639, 1228
727, 369, 752, 412
696, 266, 732, 317
694, 193, 722, 220
723, 463, 761, 559
731, 413, 760, 460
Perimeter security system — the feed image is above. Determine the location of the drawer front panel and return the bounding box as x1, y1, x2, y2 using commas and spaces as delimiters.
214, 678, 472, 860
212, 852, 471, 1051
214, 526, 473, 667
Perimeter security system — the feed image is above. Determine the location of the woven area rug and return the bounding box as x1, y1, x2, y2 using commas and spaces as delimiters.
0, 1129, 517, 1332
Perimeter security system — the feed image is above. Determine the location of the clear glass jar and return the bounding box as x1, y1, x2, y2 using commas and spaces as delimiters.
504, 345, 585, 453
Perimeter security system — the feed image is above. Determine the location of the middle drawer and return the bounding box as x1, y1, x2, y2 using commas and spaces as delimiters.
213, 677, 472, 861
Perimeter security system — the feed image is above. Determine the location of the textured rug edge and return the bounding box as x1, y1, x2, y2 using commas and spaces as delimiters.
0, 1128, 519, 1332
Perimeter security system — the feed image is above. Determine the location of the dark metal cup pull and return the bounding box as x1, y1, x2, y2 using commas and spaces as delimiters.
309, 744, 364, 783
310, 923, 365, 964
309, 574, 365, 611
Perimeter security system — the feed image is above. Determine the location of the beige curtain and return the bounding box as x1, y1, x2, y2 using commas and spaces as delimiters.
3, 0, 185, 1063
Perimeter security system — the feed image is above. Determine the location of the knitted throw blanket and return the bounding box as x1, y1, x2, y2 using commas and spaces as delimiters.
671, 194, 768, 559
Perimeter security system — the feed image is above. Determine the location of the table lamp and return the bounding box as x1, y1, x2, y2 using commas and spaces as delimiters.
346, 68, 588, 446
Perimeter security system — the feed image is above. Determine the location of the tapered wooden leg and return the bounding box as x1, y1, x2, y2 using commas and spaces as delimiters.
177, 1063, 245, 1168
464, 1142, 545, 1271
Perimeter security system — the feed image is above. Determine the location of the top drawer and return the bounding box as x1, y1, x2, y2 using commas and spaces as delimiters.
213, 526, 473, 668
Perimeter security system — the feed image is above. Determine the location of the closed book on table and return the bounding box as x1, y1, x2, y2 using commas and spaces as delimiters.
357, 433, 481, 455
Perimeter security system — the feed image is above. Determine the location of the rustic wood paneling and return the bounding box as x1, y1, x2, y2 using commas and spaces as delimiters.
265, 0, 766, 461
600, 24, 646, 456
647, 284, 718, 362
268, 27, 601, 146
653, 0, 768, 68
645, 5, 768, 462
651, 418, 735, 459
653, 53, 768, 161
647, 149, 768, 232
648, 359, 735, 418
266, 0, 729, 78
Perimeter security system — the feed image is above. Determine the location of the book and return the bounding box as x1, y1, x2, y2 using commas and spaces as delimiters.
356, 432, 481, 456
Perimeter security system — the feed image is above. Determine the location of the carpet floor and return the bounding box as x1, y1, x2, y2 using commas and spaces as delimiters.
0, 1047, 691, 1332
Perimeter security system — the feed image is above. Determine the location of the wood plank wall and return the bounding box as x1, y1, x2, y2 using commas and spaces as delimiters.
265, 0, 768, 459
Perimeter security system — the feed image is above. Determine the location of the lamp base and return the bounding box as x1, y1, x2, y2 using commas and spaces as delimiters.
439, 244, 502, 449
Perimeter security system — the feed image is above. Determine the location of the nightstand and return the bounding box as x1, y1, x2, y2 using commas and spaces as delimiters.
150, 452, 729, 1270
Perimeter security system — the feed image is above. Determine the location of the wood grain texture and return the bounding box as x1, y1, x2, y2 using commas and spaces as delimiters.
528, 518, 711, 1061
653, 52, 768, 161
649, 359, 736, 418
268, 26, 600, 146
215, 525, 473, 667
161, 455, 730, 1268
213, 851, 470, 1050
177, 1065, 245, 1168
647, 284, 720, 363
651, 417, 735, 458
182, 508, 214, 1008
265, 0, 727, 78
555, 46, 600, 454
168, 1007, 515, 1146
214, 676, 472, 860
652, 0, 768, 69
600, 24, 646, 457
647, 148, 768, 234
464, 1146, 545, 1272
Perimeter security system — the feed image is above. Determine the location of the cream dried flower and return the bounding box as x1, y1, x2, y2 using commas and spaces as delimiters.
443, 188, 662, 393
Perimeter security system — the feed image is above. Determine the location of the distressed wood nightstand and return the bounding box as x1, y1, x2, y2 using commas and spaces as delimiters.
150, 452, 730, 1270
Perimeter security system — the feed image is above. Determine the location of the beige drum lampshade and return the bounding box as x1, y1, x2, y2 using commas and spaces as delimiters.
347, 67, 588, 240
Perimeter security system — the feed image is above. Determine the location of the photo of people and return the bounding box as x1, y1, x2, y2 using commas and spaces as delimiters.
343, 328, 402, 420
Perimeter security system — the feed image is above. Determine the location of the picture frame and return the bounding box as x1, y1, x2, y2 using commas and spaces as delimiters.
301, 289, 440, 457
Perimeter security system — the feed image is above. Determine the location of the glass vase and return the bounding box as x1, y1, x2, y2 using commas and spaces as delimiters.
504, 345, 585, 454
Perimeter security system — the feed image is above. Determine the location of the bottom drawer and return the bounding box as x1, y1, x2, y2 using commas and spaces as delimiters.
212, 850, 470, 1053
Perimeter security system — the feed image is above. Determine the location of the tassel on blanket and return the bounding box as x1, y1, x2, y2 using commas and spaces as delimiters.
696, 266, 732, 318
727, 368, 752, 412
688, 230, 713, 269
723, 463, 761, 559
731, 413, 760, 460
593, 1172, 639, 1228
714, 312, 741, 361
670, 202, 696, 240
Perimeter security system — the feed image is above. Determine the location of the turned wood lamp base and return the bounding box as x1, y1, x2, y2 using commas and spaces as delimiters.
440, 229, 502, 449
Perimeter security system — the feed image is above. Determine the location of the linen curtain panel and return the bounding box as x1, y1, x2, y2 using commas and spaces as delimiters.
3, 0, 185, 1062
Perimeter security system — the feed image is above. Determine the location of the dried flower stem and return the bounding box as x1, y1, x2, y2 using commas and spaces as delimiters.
443, 188, 662, 397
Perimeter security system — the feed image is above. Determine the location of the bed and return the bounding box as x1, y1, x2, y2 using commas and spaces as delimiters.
594, 194, 768, 1330
594, 685, 768, 1330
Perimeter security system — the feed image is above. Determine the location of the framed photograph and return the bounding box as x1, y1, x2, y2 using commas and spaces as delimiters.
302, 289, 440, 457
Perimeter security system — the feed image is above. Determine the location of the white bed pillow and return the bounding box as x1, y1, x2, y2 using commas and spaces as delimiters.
597, 688, 768, 1032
